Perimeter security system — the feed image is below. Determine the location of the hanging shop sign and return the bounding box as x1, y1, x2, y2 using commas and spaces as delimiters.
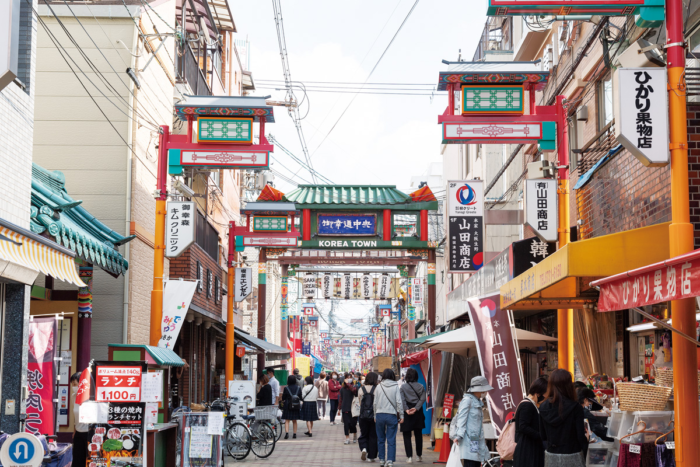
234, 268, 252, 302
378, 274, 390, 298
525, 179, 558, 242
253, 216, 288, 232
235, 347, 246, 358
95, 365, 143, 402
342, 274, 352, 299
26, 317, 57, 436
614, 68, 669, 167
448, 180, 484, 272
281, 276, 289, 321
304, 273, 317, 298
317, 213, 376, 236
197, 117, 253, 144
165, 202, 195, 258
169, 148, 269, 171
302, 342, 311, 355
411, 278, 423, 305
158, 279, 198, 349
378, 304, 392, 317
239, 236, 297, 247
362, 274, 372, 299
462, 85, 524, 115
467, 294, 524, 432
303, 303, 315, 316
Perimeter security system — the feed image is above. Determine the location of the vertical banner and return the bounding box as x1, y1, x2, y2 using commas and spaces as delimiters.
447, 180, 484, 272
26, 317, 57, 436
165, 201, 195, 257
158, 280, 198, 349
303, 273, 317, 298
342, 274, 351, 299
281, 276, 289, 321
234, 268, 252, 302
466, 293, 523, 432
379, 274, 390, 299
525, 179, 558, 242
411, 278, 423, 305
362, 274, 372, 299
323, 274, 332, 299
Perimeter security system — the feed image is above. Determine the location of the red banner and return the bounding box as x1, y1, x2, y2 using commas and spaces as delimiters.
596, 253, 700, 312
26, 317, 57, 436
467, 294, 524, 433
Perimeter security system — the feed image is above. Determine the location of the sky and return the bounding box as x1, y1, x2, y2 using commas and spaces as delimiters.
230, 0, 487, 193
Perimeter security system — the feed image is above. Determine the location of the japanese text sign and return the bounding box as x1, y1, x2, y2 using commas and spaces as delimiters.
235, 268, 252, 302
304, 273, 317, 298
318, 213, 376, 236
443, 393, 455, 418
165, 202, 195, 258
158, 279, 197, 349
88, 402, 145, 467
411, 278, 423, 305
25, 317, 57, 436
96, 366, 142, 402
525, 179, 558, 242
281, 276, 289, 321
614, 68, 669, 167
448, 180, 484, 272
467, 294, 524, 432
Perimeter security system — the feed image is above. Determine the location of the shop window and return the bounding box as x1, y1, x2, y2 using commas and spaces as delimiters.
597, 73, 613, 131
393, 213, 418, 238
195, 210, 220, 260
214, 277, 220, 304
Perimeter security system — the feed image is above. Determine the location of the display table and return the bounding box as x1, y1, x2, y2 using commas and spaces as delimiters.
147, 423, 178, 467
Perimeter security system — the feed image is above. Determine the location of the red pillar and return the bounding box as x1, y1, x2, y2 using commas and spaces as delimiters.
302, 209, 311, 241
420, 210, 428, 241
383, 209, 392, 241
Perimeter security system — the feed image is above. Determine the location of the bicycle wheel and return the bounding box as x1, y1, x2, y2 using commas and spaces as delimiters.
250, 421, 276, 458
268, 417, 283, 441
225, 422, 252, 460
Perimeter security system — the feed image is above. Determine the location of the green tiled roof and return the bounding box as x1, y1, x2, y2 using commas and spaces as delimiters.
31, 164, 133, 276
284, 185, 411, 207
109, 344, 185, 367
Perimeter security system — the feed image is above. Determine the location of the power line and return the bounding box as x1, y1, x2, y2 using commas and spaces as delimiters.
267, 134, 335, 184
259, 87, 440, 97
257, 79, 437, 86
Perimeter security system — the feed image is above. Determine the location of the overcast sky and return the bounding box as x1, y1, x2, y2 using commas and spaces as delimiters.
231, 0, 487, 193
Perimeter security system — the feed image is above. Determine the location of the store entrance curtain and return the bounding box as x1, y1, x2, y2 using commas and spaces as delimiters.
573, 308, 616, 377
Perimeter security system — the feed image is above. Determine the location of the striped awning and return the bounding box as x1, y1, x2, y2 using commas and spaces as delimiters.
0, 226, 85, 287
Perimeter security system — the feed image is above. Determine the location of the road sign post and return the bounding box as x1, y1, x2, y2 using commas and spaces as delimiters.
0, 433, 44, 467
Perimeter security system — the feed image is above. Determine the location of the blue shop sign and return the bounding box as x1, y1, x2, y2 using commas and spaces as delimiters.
318, 213, 376, 236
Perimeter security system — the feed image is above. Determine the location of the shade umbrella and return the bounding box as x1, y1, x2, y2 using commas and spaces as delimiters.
418, 325, 557, 356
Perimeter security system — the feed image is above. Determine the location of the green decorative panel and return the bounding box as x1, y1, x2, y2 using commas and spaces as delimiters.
197, 117, 253, 143
461, 85, 524, 114
253, 216, 288, 232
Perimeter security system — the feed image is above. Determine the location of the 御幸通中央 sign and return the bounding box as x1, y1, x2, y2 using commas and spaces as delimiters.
96, 366, 142, 402
235, 268, 252, 302
197, 117, 253, 144
462, 85, 524, 115
165, 202, 195, 258
447, 180, 484, 272
253, 216, 288, 232
317, 213, 376, 236
525, 179, 557, 242
614, 68, 669, 167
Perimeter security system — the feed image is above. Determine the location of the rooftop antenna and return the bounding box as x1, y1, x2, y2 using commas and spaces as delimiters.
458, 49, 462, 61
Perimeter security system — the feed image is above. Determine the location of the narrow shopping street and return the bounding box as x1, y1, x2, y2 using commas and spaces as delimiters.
225, 417, 438, 466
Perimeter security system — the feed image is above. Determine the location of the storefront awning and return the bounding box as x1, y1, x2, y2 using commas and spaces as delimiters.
0, 220, 85, 286
403, 331, 448, 344
109, 344, 185, 367
234, 329, 290, 360
419, 325, 557, 356
499, 222, 670, 310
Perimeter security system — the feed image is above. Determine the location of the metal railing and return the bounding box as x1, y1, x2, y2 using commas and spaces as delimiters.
177, 42, 211, 96
572, 119, 617, 174
472, 17, 513, 61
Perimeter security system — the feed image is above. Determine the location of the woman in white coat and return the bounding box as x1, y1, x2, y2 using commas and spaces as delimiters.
449, 376, 494, 467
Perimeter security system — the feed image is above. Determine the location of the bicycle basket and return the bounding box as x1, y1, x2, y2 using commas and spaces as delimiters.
254, 405, 277, 421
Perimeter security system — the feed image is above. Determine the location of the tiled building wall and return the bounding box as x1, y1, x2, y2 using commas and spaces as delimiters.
169, 242, 224, 317
685, 104, 700, 249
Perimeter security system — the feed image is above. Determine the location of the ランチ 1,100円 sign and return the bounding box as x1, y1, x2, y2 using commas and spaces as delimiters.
95, 365, 142, 402
165, 201, 195, 258
613, 68, 669, 167
447, 180, 484, 272
525, 179, 557, 242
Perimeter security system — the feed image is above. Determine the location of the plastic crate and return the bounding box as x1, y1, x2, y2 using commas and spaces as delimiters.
606, 409, 623, 439
618, 411, 673, 443
586, 441, 613, 466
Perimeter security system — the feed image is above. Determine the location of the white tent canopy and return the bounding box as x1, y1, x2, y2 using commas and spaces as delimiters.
418, 325, 557, 356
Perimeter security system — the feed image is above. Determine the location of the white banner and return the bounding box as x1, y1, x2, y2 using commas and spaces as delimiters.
362, 274, 372, 299
525, 179, 558, 242
165, 202, 195, 258
411, 278, 423, 305
342, 274, 351, 299
379, 274, 390, 299
234, 268, 252, 302
323, 274, 332, 299
158, 279, 198, 349
303, 273, 317, 298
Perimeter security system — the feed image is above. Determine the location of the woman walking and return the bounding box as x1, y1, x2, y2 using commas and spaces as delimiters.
316, 372, 329, 419
400, 368, 426, 464
374, 368, 404, 467
301, 375, 319, 437
358, 372, 379, 462
513, 377, 548, 467
450, 376, 494, 467
329, 371, 342, 426
256, 373, 273, 407
539, 369, 587, 467
339, 372, 359, 444
282, 375, 302, 439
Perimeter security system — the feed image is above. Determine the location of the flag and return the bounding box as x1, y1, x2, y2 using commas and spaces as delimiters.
76, 367, 92, 405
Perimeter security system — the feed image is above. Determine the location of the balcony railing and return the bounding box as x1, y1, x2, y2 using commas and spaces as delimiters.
177, 42, 211, 96
572, 120, 616, 174
473, 17, 513, 62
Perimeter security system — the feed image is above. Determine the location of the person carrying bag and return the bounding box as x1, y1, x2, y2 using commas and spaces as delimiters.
374, 369, 404, 467
358, 372, 379, 462
449, 376, 494, 467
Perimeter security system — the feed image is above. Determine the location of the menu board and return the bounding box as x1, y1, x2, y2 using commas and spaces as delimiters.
87, 402, 145, 467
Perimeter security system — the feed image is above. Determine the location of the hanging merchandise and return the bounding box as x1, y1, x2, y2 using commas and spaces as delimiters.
303, 272, 316, 298
362, 274, 372, 299
323, 274, 332, 299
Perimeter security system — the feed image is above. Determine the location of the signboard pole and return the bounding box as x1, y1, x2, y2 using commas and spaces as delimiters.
226, 222, 236, 391
667, 0, 700, 464
257, 249, 267, 378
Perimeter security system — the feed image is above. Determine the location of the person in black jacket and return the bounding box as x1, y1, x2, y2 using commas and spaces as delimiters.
338, 372, 359, 445
513, 377, 548, 467
577, 387, 613, 459
538, 369, 588, 467
256, 373, 273, 407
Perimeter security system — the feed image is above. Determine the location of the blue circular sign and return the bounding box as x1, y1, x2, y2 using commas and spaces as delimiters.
0, 433, 43, 467
8, 438, 36, 464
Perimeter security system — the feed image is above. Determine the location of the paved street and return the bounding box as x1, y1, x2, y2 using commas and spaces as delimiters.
225, 417, 439, 465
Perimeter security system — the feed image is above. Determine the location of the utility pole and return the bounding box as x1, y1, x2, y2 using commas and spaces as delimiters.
226, 222, 236, 390
666, 0, 700, 463
149, 126, 169, 346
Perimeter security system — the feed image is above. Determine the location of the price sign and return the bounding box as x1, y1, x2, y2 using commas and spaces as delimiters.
443, 393, 455, 418
629, 444, 641, 454
95, 366, 142, 402
665, 442, 675, 450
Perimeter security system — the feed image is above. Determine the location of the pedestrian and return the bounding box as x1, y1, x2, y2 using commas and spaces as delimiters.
513, 377, 549, 467
329, 371, 342, 426
316, 371, 329, 419
577, 387, 613, 459
450, 376, 494, 467
355, 371, 363, 390
293, 368, 304, 387
539, 369, 588, 467
301, 375, 319, 437
71, 372, 89, 467
358, 372, 379, 462
282, 375, 302, 439
339, 372, 359, 444
256, 373, 273, 406
374, 368, 404, 467
266, 367, 280, 404
400, 368, 426, 463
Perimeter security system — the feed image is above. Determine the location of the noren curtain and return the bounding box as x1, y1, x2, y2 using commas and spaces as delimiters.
573, 308, 616, 377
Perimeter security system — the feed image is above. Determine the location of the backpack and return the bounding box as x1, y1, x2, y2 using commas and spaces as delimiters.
360, 386, 376, 420
497, 398, 536, 460
288, 386, 301, 411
